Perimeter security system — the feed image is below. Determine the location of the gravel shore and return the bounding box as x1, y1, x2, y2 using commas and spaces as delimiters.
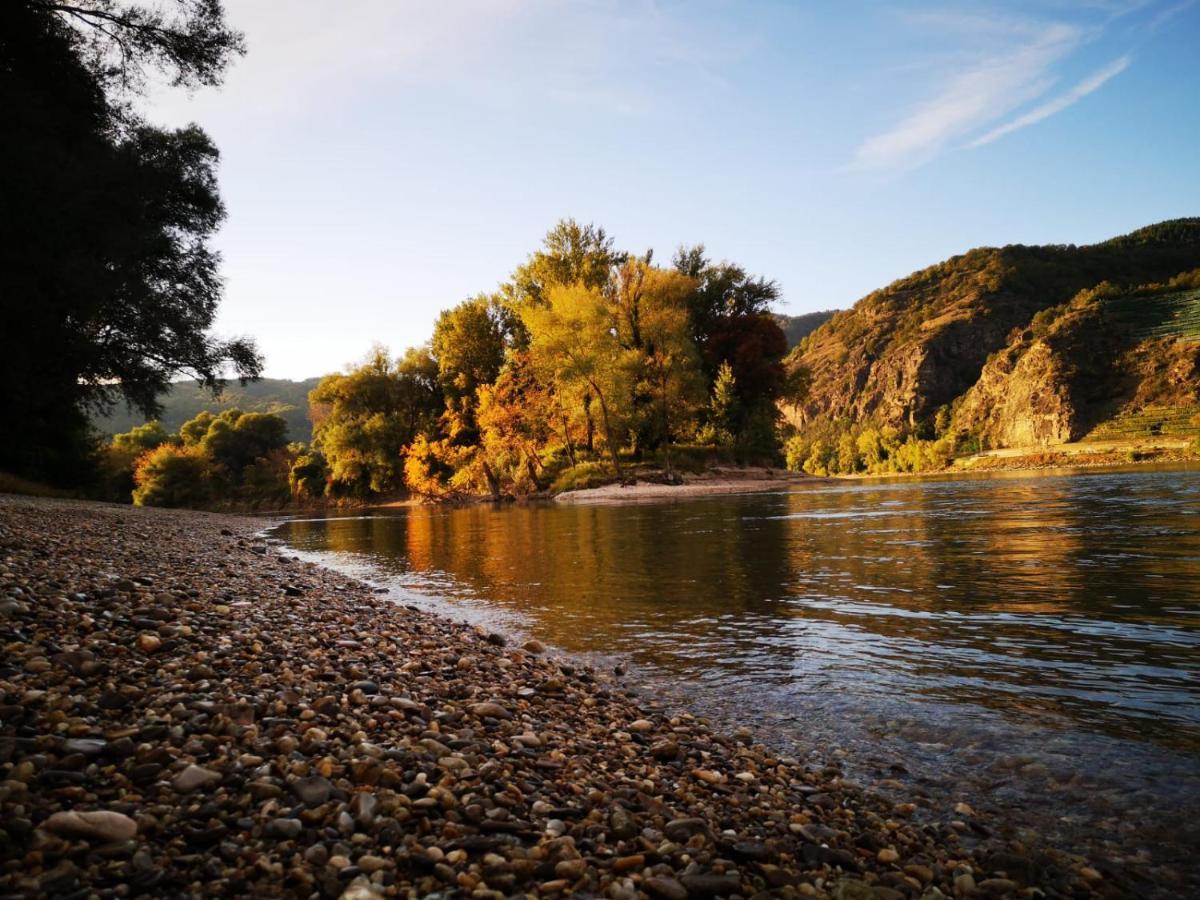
1, 495, 1116, 899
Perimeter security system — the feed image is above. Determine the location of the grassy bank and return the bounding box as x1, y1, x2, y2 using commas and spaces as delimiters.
0, 495, 1124, 898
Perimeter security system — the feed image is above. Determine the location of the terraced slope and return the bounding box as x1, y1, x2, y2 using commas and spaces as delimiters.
1105, 288, 1200, 342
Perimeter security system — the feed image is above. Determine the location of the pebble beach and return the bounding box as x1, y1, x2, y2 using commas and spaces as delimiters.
0, 495, 1126, 898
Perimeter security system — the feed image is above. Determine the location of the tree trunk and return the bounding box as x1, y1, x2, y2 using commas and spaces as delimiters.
559, 412, 577, 465
583, 390, 595, 454
591, 382, 626, 483
480, 459, 501, 500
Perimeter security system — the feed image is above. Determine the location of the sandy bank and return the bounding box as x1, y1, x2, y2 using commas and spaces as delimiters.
0, 494, 1121, 898
556, 467, 813, 505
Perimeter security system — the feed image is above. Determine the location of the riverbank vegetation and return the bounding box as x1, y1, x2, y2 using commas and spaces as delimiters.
781, 224, 1200, 478
308, 223, 802, 502
87, 221, 802, 507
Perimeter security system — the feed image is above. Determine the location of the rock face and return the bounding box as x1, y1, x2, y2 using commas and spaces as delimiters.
784, 219, 1200, 444
953, 285, 1200, 448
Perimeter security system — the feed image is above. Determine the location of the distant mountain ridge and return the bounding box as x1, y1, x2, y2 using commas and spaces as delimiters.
784, 219, 1200, 448
776, 310, 838, 347
94, 377, 320, 443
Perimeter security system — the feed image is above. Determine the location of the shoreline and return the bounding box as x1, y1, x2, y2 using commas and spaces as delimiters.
0, 494, 1132, 897
555, 467, 814, 505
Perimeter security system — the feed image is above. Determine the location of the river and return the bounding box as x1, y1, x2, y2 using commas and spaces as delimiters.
273, 464, 1200, 888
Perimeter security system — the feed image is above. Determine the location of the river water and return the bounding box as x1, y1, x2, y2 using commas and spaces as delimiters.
273, 465, 1200, 887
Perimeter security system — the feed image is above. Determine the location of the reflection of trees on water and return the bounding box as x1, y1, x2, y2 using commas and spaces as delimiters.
279, 472, 1200, 752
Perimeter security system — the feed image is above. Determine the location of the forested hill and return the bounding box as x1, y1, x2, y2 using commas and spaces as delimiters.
94, 378, 320, 442
776, 310, 838, 347
783, 219, 1200, 452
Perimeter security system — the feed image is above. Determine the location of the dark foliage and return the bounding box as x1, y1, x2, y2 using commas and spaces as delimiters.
0, 2, 258, 484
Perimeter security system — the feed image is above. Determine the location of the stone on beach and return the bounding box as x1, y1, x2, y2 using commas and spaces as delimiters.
42, 811, 137, 844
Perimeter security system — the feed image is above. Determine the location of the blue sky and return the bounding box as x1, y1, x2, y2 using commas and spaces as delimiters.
147, 0, 1200, 379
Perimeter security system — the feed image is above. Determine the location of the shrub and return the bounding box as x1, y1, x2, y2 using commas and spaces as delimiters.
550, 462, 612, 494
289, 449, 329, 499
132, 445, 212, 508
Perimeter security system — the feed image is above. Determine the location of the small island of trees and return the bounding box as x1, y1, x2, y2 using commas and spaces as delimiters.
111, 220, 811, 506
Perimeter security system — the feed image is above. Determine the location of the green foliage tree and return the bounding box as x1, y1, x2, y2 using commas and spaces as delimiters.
288, 448, 329, 500
197, 409, 288, 479
509, 220, 626, 306
310, 347, 442, 496
698, 362, 740, 449
0, 2, 259, 485
112, 420, 172, 454
431, 296, 508, 444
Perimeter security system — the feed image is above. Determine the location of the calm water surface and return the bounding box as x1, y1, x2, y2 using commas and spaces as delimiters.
274, 466, 1200, 882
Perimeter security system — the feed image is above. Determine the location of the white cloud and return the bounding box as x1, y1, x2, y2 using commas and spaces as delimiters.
969, 54, 1131, 146
853, 21, 1081, 171
142, 0, 750, 126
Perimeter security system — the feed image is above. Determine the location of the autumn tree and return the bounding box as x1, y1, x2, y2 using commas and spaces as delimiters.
509, 219, 626, 307
100, 420, 174, 500
522, 284, 640, 482
475, 354, 565, 493
612, 261, 704, 455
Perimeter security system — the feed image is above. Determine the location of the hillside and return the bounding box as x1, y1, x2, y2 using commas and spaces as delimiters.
94, 377, 320, 442
776, 310, 838, 347
784, 219, 1200, 450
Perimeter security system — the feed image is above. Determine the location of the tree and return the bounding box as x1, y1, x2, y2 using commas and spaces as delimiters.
24, 1, 245, 94
618, 263, 704, 457
111, 420, 172, 454
131, 443, 212, 507
430, 295, 507, 434
474, 354, 563, 494
0, 2, 258, 484
699, 362, 740, 449
673, 245, 781, 360
100, 419, 174, 500
288, 449, 329, 500
197, 409, 288, 479
671, 246, 788, 458
522, 284, 640, 482
509, 219, 627, 306
309, 347, 442, 496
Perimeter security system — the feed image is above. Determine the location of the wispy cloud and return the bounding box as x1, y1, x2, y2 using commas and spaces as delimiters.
969, 54, 1131, 146
853, 21, 1081, 171
846, 0, 1179, 172
1148, 0, 1200, 30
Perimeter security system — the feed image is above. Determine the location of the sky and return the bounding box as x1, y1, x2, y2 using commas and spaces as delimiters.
144, 0, 1200, 380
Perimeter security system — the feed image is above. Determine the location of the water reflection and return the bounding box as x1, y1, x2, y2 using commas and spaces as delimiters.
281, 469, 1200, 752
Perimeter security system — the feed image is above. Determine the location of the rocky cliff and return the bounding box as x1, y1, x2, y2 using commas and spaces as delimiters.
784, 220, 1200, 448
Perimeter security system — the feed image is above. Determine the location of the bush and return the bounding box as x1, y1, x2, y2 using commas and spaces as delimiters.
654, 444, 714, 474
550, 462, 612, 494
785, 421, 958, 476
132, 445, 212, 508
289, 449, 329, 499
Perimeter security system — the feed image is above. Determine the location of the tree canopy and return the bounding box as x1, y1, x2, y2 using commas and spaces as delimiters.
1, 1, 258, 483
